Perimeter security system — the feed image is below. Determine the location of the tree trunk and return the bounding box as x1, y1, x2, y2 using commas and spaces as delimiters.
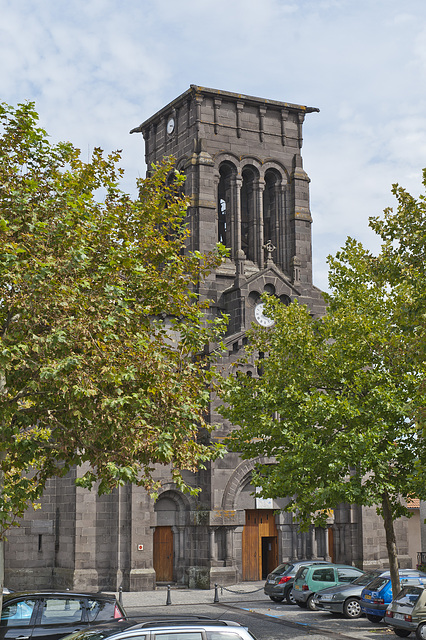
382, 490, 401, 598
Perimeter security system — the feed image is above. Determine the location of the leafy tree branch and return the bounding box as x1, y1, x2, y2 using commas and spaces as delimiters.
0, 101, 227, 539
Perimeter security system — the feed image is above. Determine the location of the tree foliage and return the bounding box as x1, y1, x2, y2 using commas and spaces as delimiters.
0, 102, 226, 537
221, 171, 426, 596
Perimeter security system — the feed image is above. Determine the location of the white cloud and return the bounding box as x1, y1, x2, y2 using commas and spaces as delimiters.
1, 0, 426, 290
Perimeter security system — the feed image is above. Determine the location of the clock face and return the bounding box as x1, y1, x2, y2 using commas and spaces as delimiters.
167, 117, 175, 134
254, 303, 275, 327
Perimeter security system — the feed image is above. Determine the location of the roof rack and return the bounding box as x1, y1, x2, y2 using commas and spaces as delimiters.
136, 619, 240, 629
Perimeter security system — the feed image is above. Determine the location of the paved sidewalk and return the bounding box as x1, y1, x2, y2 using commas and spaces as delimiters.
116, 581, 265, 611
114, 584, 385, 640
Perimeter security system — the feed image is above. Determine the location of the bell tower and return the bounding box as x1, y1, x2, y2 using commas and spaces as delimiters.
131, 86, 328, 587
132, 85, 325, 335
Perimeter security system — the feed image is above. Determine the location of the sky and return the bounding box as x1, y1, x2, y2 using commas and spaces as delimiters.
2, 0, 426, 291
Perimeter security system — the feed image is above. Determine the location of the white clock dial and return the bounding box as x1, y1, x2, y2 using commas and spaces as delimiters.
254, 303, 274, 327
167, 117, 175, 134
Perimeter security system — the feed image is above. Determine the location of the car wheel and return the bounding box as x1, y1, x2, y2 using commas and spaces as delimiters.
343, 597, 362, 619
296, 601, 307, 609
366, 614, 383, 623
269, 596, 284, 603
285, 589, 296, 605
394, 630, 410, 638
416, 623, 426, 640
306, 595, 317, 611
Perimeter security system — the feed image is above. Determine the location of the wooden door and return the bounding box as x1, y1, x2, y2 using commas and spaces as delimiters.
242, 511, 260, 580
153, 526, 173, 582
242, 510, 278, 580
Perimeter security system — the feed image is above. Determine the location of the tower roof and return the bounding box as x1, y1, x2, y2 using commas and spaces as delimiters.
130, 85, 319, 134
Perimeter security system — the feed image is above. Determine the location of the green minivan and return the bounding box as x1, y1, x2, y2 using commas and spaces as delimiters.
292, 563, 364, 611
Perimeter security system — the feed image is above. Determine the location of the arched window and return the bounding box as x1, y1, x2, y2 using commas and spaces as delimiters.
218, 197, 227, 245
263, 169, 282, 267
241, 166, 258, 263
217, 162, 235, 250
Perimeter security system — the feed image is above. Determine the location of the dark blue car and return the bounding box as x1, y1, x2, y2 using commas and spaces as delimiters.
361, 569, 426, 623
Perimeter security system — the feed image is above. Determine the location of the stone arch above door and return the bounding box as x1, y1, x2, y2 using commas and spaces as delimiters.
154, 489, 193, 527
221, 457, 273, 511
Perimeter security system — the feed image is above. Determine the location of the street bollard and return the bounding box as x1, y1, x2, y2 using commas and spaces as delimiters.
119, 586, 123, 608
166, 585, 171, 605
214, 583, 219, 603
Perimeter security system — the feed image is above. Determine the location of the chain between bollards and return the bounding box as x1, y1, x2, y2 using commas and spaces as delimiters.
214, 583, 219, 603
166, 584, 172, 605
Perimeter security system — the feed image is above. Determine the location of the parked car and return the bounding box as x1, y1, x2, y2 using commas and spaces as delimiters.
264, 559, 329, 604
313, 569, 387, 618
292, 563, 364, 611
385, 583, 426, 638
0, 590, 126, 640
361, 570, 426, 623
61, 618, 258, 640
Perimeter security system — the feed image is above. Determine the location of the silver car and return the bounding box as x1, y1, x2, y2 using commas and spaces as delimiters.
385, 582, 426, 638
313, 570, 387, 619
62, 618, 258, 640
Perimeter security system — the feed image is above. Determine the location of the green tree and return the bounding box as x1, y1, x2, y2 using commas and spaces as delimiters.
369, 172, 426, 383
221, 176, 426, 599
0, 102, 226, 543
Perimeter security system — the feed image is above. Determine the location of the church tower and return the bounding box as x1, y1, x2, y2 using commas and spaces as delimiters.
131, 86, 331, 587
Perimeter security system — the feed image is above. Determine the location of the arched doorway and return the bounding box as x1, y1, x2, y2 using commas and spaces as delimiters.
153, 497, 177, 583
153, 526, 173, 582
222, 461, 281, 582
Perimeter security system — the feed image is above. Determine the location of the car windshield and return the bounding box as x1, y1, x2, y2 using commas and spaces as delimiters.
394, 586, 424, 607
351, 572, 381, 586
270, 563, 292, 576
364, 577, 389, 591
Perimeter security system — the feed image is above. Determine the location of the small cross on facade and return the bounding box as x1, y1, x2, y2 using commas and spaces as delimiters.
263, 239, 276, 265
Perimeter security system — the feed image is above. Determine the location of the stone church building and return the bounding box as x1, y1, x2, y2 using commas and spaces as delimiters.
5, 86, 413, 591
